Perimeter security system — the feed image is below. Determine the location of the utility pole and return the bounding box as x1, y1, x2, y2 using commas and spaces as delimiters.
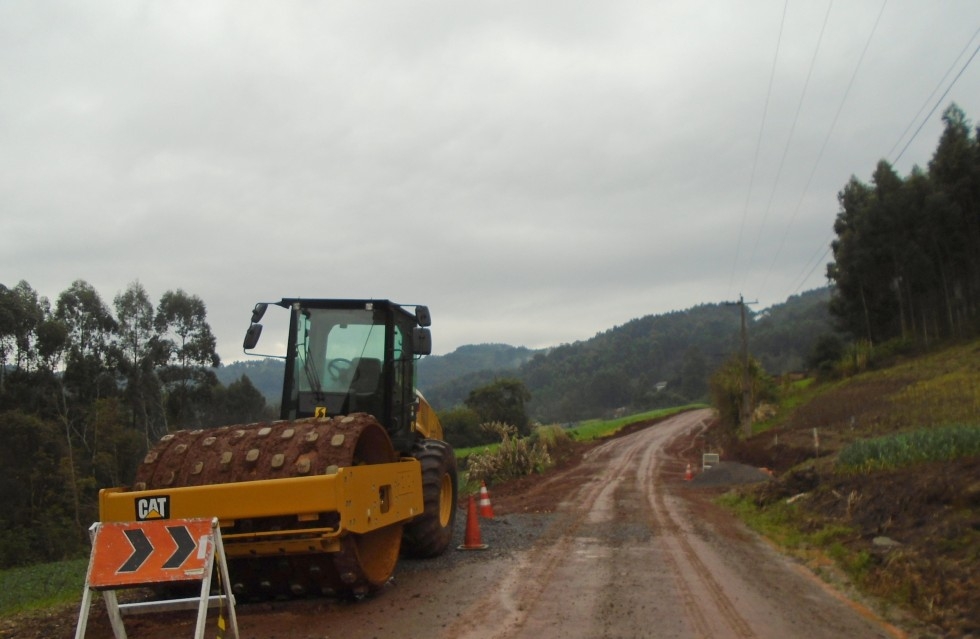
726, 295, 757, 437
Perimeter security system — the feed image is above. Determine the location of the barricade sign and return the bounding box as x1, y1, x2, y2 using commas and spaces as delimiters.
702, 453, 720, 470
75, 517, 239, 639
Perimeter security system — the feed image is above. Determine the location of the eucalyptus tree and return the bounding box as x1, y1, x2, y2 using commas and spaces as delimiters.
154, 289, 220, 429
828, 104, 979, 344
114, 281, 165, 448
0, 281, 51, 384
927, 104, 979, 333
828, 176, 879, 341
55, 279, 119, 404
0, 284, 19, 393
52, 280, 119, 531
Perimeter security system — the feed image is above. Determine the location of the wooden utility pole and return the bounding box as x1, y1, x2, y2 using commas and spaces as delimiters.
739, 296, 751, 436
727, 295, 757, 437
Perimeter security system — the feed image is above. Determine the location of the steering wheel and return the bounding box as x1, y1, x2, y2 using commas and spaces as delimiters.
326, 358, 353, 381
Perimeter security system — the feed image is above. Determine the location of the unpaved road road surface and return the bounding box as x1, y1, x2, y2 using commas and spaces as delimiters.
71, 409, 904, 639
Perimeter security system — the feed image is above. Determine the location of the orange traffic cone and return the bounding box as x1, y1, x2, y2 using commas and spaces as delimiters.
684, 463, 694, 481
478, 481, 495, 519
457, 495, 489, 551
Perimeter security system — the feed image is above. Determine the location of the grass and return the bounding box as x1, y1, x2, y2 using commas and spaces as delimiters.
568, 405, 705, 441
716, 492, 806, 548
716, 493, 872, 584
751, 377, 829, 435
0, 558, 89, 617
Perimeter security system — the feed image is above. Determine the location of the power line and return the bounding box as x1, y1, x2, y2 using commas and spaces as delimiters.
892, 40, 980, 165
784, 9, 977, 302
886, 25, 980, 161
746, 0, 834, 286
763, 0, 888, 299
729, 0, 789, 292
789, 233, 834, 297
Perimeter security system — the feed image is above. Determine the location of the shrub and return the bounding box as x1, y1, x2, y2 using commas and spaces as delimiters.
465, 422, 555, 485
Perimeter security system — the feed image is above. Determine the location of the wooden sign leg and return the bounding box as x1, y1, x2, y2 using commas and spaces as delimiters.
102, 589, 128, 639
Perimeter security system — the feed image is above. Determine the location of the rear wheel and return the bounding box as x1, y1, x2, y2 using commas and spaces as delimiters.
401, 439, 458, 558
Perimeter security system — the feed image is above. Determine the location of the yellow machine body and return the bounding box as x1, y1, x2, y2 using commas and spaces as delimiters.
99, 459, 423, 557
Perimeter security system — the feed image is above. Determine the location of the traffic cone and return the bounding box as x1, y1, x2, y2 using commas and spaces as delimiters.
457, 495, 488, 551
684, 463, 694, 481
478, 481, 495, 519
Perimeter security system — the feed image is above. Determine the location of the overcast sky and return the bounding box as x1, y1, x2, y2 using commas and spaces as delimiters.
3, 1, 979, 363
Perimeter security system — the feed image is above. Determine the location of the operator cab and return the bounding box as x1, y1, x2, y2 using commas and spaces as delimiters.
243, 298, 432, 453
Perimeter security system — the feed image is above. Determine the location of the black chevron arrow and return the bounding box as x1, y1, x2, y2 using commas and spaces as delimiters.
163, 525, 196, 569
119, 529, 153, 573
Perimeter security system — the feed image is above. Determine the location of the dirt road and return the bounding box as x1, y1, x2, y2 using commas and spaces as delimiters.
71, 409, 904, 639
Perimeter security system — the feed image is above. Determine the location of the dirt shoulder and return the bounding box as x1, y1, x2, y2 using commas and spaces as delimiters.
687, 344, 980, 638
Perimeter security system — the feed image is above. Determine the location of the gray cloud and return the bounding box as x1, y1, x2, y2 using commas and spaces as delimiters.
3, 1, 979, 362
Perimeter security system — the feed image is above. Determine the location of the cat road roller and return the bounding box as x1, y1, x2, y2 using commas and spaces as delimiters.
98, 299, 458, 598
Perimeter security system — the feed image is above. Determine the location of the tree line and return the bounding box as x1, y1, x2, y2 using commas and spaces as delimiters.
829, 104, 980, 343
0, 279, 272, 567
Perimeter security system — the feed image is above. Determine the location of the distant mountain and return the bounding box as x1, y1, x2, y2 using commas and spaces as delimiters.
417, 343, 539, 388
215, 358, 284, 405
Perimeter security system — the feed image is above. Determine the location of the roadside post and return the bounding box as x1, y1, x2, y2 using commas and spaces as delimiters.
74, 517, 239, 639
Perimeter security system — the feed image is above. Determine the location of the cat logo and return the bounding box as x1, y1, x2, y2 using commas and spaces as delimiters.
136, 496, 170, 521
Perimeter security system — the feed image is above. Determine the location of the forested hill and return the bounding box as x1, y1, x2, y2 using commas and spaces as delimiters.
219, 288, 836, 419
416, 343, 539, 388
421, 288, 837, 421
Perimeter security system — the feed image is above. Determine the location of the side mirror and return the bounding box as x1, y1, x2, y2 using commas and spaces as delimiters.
415, 305, 431, 327
243, 323, 263, 350
413, 327, 432, 356
251, 303, 268, 324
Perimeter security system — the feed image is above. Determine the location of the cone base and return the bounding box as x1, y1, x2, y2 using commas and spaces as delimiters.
457, 543, 489, 551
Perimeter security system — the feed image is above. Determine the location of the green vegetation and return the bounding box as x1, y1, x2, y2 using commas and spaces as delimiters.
837, 424, 980, 472
464, 422, 564, 488
717, 493, 872, 585
568, 406, 701, 441
709, 355, 777, 436
0, 279, 269, 569
0, 558, 88, 616
828, 104, 980, 345
718, 337, 980, 634
457, 406, 701, 491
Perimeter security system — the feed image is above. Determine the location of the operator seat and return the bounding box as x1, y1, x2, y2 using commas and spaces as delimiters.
348, 357, 382, 416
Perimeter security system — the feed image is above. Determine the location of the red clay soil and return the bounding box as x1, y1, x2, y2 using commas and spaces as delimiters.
489, 414, 980, 636
481, 418, 668, 516
703, 417, 980, 637
5, 413, 977, 638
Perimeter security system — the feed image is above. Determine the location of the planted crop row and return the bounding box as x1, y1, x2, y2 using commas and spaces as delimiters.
837, 424, 980, 472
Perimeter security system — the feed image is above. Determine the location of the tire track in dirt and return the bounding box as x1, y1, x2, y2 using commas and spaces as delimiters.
447, 408, 901, 639
446, 410, 715, 639
641, 414, 756, 637
444, 432, 645, 639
